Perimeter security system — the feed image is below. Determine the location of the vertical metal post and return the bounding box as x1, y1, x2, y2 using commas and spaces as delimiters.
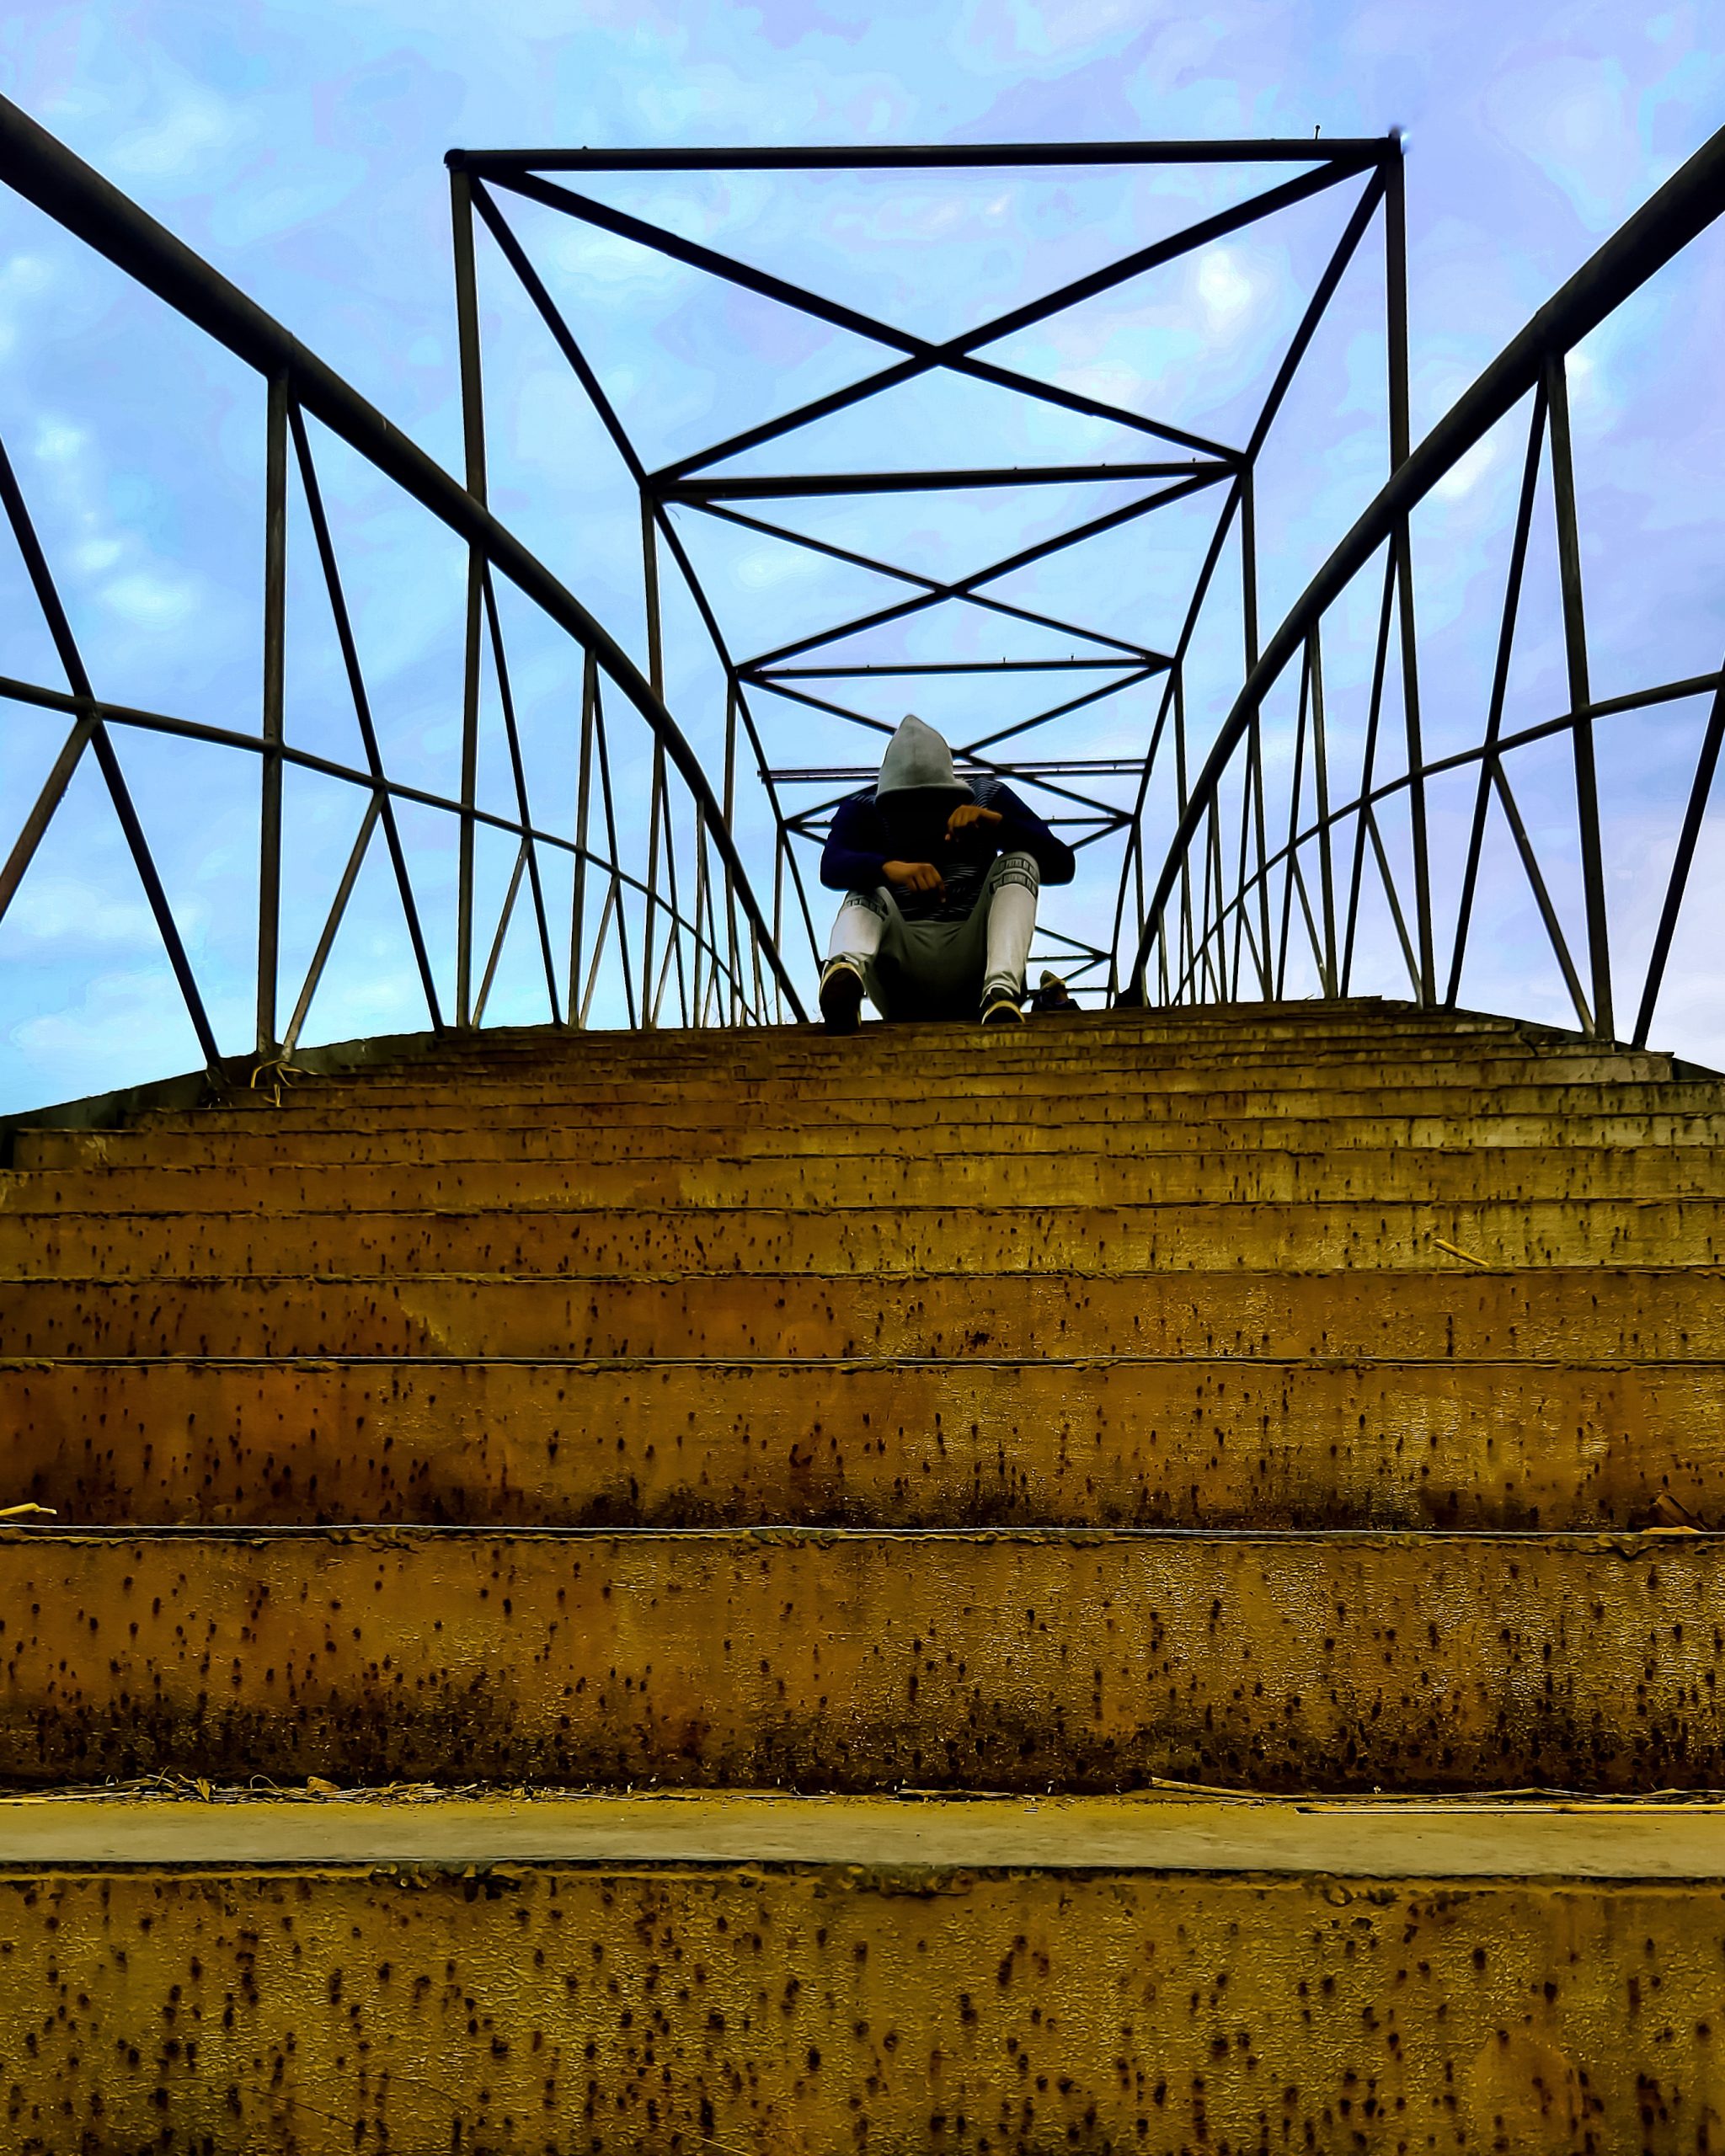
1309, 624, 1338, 998
1546, 350, 1613, 1040
723, 683, 741, 1023
1446, 387, 1546, 1009
256, 370, 288, 1058
1275, 641, 1311, 1000
1240, 464, 1272, 995
569, 648, 596, 1026
1384, 140, 1434, 1003
639, 494, 665, 1026
451, 167, 488, 1028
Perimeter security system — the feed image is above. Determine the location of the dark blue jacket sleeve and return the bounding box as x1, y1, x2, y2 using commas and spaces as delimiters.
990, 782, 1076, 886
820, 794, 889, 892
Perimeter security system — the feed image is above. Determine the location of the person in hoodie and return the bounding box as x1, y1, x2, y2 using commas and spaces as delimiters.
817, 714, 1076, 1032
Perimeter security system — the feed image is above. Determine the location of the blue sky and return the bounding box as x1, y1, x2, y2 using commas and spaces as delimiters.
1, 0, 1722, 1107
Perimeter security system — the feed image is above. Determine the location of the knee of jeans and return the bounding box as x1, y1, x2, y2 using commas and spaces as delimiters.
991, 849, 1040, 894
841, 889, 890, 921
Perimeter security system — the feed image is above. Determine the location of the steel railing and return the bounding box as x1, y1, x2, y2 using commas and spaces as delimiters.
1114, 123, 1725, 1047
0, 96, 806, 1100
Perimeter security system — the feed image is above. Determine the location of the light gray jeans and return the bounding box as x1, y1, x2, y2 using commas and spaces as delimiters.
824, 851, 1040, 1020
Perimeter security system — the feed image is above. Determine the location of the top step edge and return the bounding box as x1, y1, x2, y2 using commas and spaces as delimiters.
3, 1789, 1723, 1880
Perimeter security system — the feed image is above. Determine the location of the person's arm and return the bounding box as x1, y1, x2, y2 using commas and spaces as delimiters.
820, 795, 890, 892
953, 782, 1076, 885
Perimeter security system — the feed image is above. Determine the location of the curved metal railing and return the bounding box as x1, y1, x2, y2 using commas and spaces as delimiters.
0, 97, 805, 1099
1114, 123, 1725, 1048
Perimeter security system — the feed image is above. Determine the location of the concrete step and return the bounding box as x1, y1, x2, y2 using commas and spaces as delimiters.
1, 1188, 1719, 1272
195, 1073, 1724, 1123
19, 1129, 1722, 1203
227, 1041, 1680, 1092
114, 1104, 1725, 1151
3, 1787, 1718, 2153
326, 1008, 1535, 1065
3, 1262, 1714, 1357
0, 1262, 1711, 1353
1, 1524, 1720, 1792
5, 1350, 1718, 1530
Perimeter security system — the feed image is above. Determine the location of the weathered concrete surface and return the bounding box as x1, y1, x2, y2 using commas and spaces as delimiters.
6, 1787, 1725, 1875
19, 1130, 1725, 1207
4, 1352, 1723, 1529
4, 1187, 1723, 1282
7, 1003, 1725, 2149
3, 1525, 1723, 1792
6, 1262, 1724, 1355
2, 1855, 1723, 2153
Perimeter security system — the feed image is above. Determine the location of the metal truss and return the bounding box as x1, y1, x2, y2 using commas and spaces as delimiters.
1119, 122, 1725, 1048
446, 136, 1407, 1002
0, 99, 804, 1099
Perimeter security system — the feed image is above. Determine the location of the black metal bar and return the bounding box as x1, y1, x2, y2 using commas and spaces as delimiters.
569, 649, 596, 1025
0, 99, 804, 1019
1125, 118, 1725, 997
1240, 463, 1273, 993
1491, 760, 1593, 1031
0, 713, 95, 928
1445, 387, 1547, 1009
1341, 552, 1399, 995
1632, 664, 1725, 1048
1546, 350, 1613, 1040
590, 682, 638, 1031
664, 462, 1215, 501
0, 428, 224, 1075
1306, 626, 1337, 998
256, 369, 288, 1057
289, 403, 446, 1032
469, 181, 649, 486
759, 659, 1143, 679
473, 844, 527, 1027
1275, 639, 1311, 999
1246, 168, 1386, 460
451, 164, 488, 1027
451, 141, 1393, 175
281, 796, 382, 1057
479, 568, 562, 1023
744, 468, 1221, 672
697, 494, 1162, 664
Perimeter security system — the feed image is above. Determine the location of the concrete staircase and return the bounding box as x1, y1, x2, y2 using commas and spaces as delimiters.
2, 997, 1722, 2152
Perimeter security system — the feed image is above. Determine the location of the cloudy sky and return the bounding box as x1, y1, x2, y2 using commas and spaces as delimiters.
1, 0, 1722, 1107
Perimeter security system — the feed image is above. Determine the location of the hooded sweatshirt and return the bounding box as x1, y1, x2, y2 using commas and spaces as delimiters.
820, 715, 1076, 922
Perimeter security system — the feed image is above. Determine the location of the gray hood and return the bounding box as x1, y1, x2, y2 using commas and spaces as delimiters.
875, 714, 971, 798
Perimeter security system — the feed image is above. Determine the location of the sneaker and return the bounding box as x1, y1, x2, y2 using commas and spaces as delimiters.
979, 984, 1025, 1027
819, 959, 866, 1035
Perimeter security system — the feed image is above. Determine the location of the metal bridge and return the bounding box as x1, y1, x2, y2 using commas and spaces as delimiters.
2, 100, 1722, 1087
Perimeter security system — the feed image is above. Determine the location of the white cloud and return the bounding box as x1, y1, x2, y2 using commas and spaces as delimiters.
4, 876, 178, 951
106, 81, 253, 185
1195, 248, 1255, 331
101, 570, 203, 627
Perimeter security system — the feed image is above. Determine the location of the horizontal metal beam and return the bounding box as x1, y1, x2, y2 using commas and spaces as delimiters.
662, 462, 1216, 501
448, 140, 1395, 174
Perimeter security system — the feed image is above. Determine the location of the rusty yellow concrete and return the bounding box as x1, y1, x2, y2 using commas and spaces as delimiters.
1, 1850, 1723, 2152
2, 1524, 1723, 1792
9, 1787, 1725, 1873
117, 1104, 1725, 1153
3, 1353, 1724, 1532
4, 1177, 1723, 1275
3, 1262, 1721, 1355
19, 1129, 1725, 1209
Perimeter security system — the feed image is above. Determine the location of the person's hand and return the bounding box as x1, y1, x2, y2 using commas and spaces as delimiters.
945, 803, 1004, 841
884, 859, 945, 895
